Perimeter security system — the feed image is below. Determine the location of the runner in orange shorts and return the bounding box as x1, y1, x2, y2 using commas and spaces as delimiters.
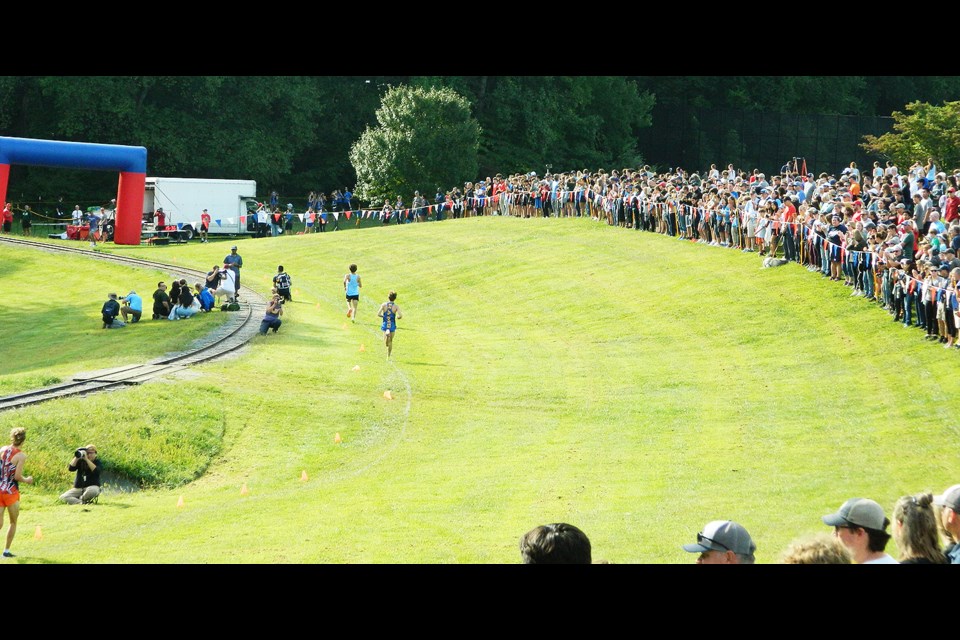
0, 427, 34, 558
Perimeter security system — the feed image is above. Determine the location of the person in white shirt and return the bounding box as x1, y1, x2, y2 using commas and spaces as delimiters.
822, 498, 899, 564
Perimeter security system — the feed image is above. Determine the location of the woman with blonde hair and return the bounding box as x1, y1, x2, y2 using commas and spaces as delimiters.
0, 427, 34, 558
892, 493, 948, 564
780, 533, 853, 564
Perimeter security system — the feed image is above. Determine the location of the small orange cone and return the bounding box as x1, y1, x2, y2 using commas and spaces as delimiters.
295, 289, 301, 296
315, 302, 320, 309
176, 495, 185, 509
34, 525, 43, 541
300, 470, 309, 482
352, 365, 360, 371
240, 483, 249, 496
383, 390, 393, 400
359, 344, 366, 352
334, 432, 342, 444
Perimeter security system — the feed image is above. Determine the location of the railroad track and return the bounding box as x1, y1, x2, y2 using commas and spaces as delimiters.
0, 236, 268, 411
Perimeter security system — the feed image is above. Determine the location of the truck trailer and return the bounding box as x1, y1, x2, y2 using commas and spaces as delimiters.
142, 177, 259, 240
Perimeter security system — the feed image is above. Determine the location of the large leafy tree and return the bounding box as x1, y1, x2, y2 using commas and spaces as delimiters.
861, 101, 960, 171
350, 85, 480, 205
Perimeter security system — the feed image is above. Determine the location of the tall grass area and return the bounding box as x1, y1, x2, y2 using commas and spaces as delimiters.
1, 220, 955, 563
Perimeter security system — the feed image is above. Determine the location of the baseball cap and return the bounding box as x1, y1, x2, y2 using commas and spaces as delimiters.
231, 245, 238, 250
949, 187, 956, 193
934, 484, 960, 511
822, 498, 887, 530
202, 208, 208, 212
896, 203, 906, 209
683, 520, 756, 556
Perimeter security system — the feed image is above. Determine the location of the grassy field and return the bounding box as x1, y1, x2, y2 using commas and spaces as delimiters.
0, 218, 956, 563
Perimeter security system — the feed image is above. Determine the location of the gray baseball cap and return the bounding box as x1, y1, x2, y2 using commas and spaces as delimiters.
934, 484, 960, 512
683, 520, 756, 556
822, 498, 887, 530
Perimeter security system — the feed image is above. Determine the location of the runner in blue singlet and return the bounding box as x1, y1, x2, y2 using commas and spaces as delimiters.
377, 291, 403, 359
343, 264, 362, 321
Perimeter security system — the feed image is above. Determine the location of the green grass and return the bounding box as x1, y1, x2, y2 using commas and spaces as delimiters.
1, 219, 956, 563
0, 245, 229, 395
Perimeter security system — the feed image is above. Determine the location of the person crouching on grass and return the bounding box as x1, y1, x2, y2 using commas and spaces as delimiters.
259, 294, 283, 335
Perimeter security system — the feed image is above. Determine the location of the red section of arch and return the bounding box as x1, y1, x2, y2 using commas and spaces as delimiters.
114, 171, 145, 245
0, 164, 9, 209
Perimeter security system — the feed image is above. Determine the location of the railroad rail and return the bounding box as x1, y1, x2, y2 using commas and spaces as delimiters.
0, 236, 268, 411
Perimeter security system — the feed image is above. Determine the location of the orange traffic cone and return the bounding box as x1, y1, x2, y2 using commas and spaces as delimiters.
352, 365, 360, 371
359, 344, 366, 352
300, 470, 309, 482
240, 483, 249, 496
176, 495, 185, 509
315, 302, 320, 309
383, 390, 393, 400
34, 525, 43, 541
334, 432, 342, 444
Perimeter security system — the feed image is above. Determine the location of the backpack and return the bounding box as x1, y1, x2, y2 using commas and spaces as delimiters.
275, 273, 291, 289
221, 302, 241, 312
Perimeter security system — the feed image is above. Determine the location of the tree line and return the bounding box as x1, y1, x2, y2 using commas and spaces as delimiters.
0, 76, 955, 210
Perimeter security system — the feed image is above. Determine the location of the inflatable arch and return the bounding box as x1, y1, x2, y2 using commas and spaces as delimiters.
0, 136, 147, 245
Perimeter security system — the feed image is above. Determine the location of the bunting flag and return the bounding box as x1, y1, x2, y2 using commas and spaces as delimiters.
345, 211, 352, 220
215, 219, 222, 226
176, 222, 184, 229
332, 211, 339, 220
801, 159, 808, 177
320, 213, 327, 221
297, 214, 304, 222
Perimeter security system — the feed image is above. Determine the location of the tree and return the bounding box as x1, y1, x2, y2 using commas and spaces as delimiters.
350, 85, 480, 206
861, 101, 960, 171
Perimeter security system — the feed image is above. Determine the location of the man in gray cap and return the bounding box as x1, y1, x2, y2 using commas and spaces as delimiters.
822, 498, 898, 563
934, 484, 960, 564
223, 245, 243, 299
100, 293, 126, 329
683, 520, 756, 564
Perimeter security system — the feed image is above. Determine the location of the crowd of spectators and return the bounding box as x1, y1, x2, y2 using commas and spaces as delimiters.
523, 483, 960, 563
346, 159, 960, 349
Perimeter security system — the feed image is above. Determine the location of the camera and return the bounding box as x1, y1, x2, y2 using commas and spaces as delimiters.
75, 447, 87, 458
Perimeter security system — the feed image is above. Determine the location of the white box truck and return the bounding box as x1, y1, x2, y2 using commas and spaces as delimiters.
142, 177, 259, 240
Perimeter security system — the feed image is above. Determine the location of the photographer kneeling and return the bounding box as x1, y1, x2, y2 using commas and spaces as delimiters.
58, 445, 102, 505
259, 294, 283, 335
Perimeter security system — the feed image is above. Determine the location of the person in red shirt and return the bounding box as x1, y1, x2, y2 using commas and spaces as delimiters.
200, 208, 211, 243
154, 207, 166, 228
1, 203, 12, 234
945, 187, 960, 224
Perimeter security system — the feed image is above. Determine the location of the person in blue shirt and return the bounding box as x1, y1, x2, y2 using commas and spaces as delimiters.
195, 283, 215, 312
343, 264, 362, 321
377, 291, 403, 360
120, 291, 143, 323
